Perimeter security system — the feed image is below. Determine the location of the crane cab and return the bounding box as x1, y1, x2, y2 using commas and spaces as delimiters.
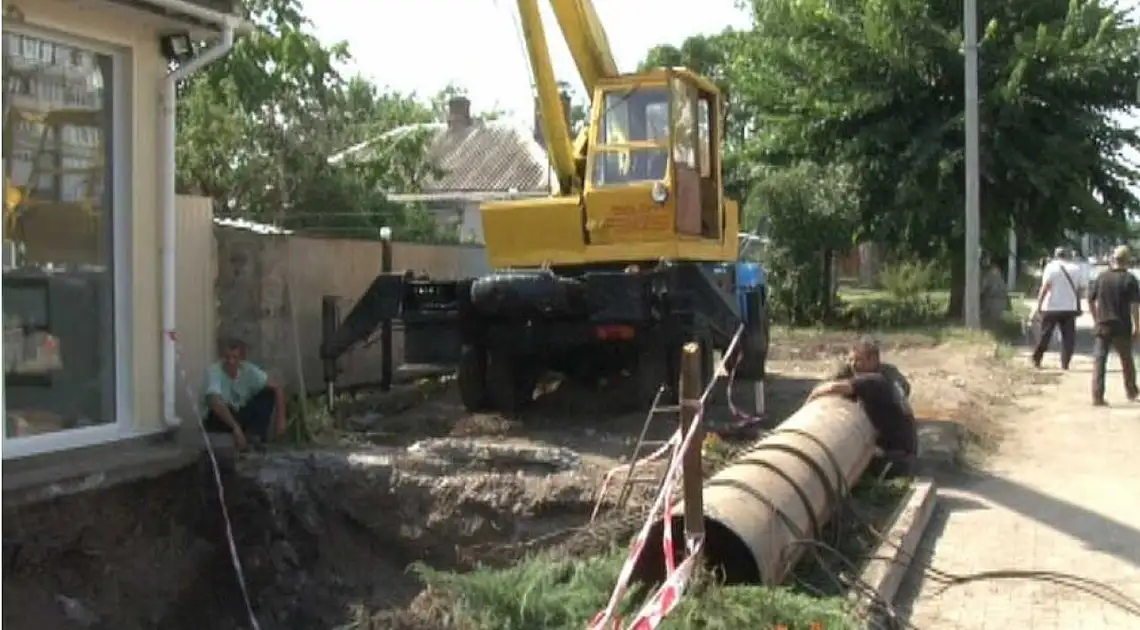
480, 68, 739, 269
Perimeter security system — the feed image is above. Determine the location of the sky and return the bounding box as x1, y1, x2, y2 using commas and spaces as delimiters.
305, 0, 752, 125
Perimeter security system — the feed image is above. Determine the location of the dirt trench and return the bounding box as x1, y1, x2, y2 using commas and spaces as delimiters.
2, 444, 612, 630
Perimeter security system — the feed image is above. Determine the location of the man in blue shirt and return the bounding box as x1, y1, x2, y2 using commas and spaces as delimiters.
202, 338, 286, 449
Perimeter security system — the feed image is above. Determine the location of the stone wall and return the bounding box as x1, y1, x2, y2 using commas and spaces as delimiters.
214, 229, 489, 394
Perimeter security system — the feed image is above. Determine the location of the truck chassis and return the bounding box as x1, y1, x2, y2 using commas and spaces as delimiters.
322, 259, 769, 415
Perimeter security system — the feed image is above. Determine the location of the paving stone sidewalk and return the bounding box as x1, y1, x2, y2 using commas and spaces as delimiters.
898, 312, 1140, 629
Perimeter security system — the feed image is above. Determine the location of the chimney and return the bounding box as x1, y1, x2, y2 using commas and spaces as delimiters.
533, 92, 573, 148
447, 96, 472, 129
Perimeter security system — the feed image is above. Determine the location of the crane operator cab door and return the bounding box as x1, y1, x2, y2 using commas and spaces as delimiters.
669, 74, 722, 241
582, 73, 723, 247
583, 83, 673, 246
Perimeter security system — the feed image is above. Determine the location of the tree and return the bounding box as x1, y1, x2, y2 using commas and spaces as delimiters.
732, 0, 1140, 316
176, 0, 447, 241
748, 162, 860, 323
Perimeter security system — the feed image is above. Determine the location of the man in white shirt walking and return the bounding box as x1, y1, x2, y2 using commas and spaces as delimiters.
1031, 247, 1086, 370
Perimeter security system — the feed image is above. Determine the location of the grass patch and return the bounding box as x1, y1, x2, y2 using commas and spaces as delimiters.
410, 476, 911, 630
413, 549, 862, 630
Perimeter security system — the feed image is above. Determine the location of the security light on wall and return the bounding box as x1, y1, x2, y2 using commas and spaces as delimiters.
160, 33, 194, 64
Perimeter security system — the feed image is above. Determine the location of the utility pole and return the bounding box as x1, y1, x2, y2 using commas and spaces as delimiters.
964, 0, 982, 329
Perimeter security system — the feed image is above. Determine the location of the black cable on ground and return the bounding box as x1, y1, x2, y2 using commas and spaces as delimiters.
781, 538, 921, 630
846, 499, 1140, 618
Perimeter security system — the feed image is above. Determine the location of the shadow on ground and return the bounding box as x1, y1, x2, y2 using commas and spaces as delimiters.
941, 471, 1140, 569
894, 469, 1140, 626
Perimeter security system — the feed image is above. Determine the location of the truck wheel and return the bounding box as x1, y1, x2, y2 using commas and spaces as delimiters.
458, 344, 490, 412
487, 352, 534, 415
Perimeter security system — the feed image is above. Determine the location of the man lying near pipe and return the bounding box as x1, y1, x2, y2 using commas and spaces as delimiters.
807, 363, 919, 480
829, 335, 912, 401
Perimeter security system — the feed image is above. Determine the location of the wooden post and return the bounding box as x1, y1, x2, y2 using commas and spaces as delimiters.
679, 342, 706, 548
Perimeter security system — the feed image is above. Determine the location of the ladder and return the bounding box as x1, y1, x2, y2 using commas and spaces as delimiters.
590, 385, 683, 521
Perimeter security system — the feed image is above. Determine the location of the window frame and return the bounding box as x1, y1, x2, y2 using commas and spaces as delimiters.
588, 86, 673, 189
2, 23, 134, 460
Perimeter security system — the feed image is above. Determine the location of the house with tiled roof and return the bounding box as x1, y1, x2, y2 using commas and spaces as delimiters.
331, 96, 568, 243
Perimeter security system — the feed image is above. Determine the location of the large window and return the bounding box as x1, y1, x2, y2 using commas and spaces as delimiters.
2, 29, 119, 447
591, 87, 670, 187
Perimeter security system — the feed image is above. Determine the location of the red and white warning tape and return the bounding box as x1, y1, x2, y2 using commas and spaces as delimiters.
586, 329, 749, 630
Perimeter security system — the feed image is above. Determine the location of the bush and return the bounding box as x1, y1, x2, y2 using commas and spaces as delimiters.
835, 293, 947, 329
748, 162, 860, 326
878, 260, 946, 299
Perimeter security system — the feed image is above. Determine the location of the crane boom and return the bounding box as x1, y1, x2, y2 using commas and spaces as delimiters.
516, 0, 577, 193
516, 0, 619, 195
546, 0, 619, 98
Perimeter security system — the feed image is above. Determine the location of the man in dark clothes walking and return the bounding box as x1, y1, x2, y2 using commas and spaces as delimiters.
1087, 245, 1139, 406
808, 371, 918, 479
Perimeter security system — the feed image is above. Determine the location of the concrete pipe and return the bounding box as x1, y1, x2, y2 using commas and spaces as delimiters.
633, 394, 877, 586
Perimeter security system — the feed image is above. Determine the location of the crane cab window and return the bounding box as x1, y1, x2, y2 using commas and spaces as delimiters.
698, 98, 712, 178
670, 77, 720, 239
670, 80, 697, 171
591, 87, 669, 187
671, 80, 715, 179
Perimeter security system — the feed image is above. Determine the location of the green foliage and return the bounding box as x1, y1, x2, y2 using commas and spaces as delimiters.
413, 549, 859, 630
836, 293, 948, 330
851, 476, 911, 507
736, 0, 1140, 256
176, 0, 450, 242
749, 162, 859, 325
639, 0, 1140, 319
878, 260, 948, 299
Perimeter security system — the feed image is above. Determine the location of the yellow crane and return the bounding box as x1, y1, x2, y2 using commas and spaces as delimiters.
481, 0, 740, 268
322, 0, 769, 415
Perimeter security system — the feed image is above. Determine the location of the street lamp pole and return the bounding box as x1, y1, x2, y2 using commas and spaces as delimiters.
964, 0, 982, 328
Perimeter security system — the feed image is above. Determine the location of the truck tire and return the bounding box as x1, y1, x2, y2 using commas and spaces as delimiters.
486, 352, 535, 415
458, 344, 490, 412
